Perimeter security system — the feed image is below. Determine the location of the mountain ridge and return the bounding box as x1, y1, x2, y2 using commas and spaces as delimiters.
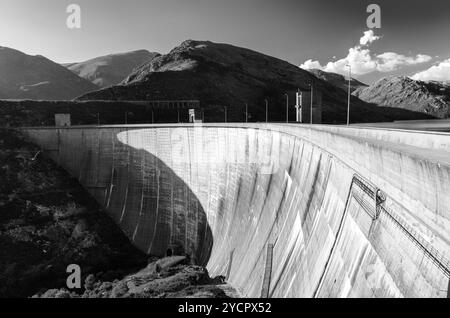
65, 49, 160, 88
353, 76, 450, 118
306, 69, 368, 93
77, 40, 432, 123
0, 46, 98, 100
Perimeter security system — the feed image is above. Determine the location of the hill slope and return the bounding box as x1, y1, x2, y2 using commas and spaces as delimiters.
65, 50, 160, 88
307, 69, 368, 93
78, 40, 432, 123
353, 76, 450, 119
0, 47, 98, 100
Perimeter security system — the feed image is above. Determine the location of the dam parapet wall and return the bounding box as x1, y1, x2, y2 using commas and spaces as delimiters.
21, 124, 450, 297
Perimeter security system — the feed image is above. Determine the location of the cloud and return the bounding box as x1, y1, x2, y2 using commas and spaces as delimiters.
376, 53, 432, 72
299, 59, 323, 70
359, 30, 381, 46
299, 30, 432, 77
411, 58, 450, 82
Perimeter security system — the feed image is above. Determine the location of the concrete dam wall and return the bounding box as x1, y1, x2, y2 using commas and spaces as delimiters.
21, 124, 450, 298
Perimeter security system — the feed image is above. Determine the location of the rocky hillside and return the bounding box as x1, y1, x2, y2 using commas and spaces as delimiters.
65, 50, 160, 88
0, 47, 98, 100
77, 40, 432, 124
307, 69, 368, 93
35, 256, 238, 298
353, 76, 450, 118
0, 129, 148, 297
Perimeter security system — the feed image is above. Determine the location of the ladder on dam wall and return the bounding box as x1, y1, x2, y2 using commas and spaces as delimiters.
350, 174, 448, 292
351, 174, 450, 279
314, 174, 450, 298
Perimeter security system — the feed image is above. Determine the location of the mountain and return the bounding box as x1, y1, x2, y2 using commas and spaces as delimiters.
64, 50, 160, 88
0, 46, 98, 100
307, 69, 368, 93
77, 40, 432, 123
353, 76, 450, 119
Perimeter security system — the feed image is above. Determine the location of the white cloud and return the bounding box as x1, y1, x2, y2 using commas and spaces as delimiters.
300, 30, 432, 77
299, 59, 323, 70
360, 30, 381, 46
376, 53, 432, 72
411, 58, 450, 82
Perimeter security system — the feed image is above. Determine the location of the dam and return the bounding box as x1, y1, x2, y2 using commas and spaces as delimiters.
20, 123, 450, 298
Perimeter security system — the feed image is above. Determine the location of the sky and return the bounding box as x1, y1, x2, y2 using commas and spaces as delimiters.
0, 0, 449, 84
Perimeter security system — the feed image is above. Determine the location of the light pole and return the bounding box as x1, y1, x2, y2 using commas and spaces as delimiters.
245, 103, 248, 123
285, 93, 289, 123
265, 99, 268, 123
309, 82, 314, 124
224, 106, 227, 123
346, 64, 351, 126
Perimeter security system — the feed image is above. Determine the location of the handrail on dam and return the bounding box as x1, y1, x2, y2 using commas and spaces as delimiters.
315, 174, 450, 297
380, 205, 450, 279
354, 175, 450, 281
352, 174, 450, 279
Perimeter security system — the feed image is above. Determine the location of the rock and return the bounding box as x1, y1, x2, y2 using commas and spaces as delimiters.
39, 289, 60, 298
54, 290, 72, 298
84, 274, 96, 291
110, 281, 129, 298
71, 219, 88, 239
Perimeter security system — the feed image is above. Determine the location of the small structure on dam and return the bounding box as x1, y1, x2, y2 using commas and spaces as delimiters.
295, 90, 322, 124
55, 113, 71, 127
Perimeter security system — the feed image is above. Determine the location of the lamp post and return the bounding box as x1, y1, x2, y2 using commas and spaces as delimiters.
285, 93, 289, 123
265, 99, 268, 123
245, 103, 248, 123
309, 82, 314, 124
345, 64, 351, 126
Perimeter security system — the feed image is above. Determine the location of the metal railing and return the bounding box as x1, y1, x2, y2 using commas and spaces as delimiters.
352, 174, 450, 279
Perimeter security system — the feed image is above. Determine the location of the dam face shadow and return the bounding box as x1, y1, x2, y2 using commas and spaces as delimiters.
82, 129, 214, 267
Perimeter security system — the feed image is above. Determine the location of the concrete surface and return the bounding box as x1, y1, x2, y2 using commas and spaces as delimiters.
353, 119, 450, 132
21, 123, 450, 298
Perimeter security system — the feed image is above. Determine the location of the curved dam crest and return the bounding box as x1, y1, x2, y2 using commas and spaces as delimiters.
21, 124, 450, 298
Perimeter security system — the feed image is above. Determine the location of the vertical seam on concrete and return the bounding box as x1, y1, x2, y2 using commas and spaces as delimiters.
132, 154, 145, 242
226, 249, 235, 281
447, 279, 450, 298
148, 167, 160, 254
313, 175, 355, 298
119, 129, 130, 224
106, 132, 115, 210
260, 243, 274, 298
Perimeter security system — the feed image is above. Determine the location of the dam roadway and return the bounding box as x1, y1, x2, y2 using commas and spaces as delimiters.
20, 123, 450, 298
